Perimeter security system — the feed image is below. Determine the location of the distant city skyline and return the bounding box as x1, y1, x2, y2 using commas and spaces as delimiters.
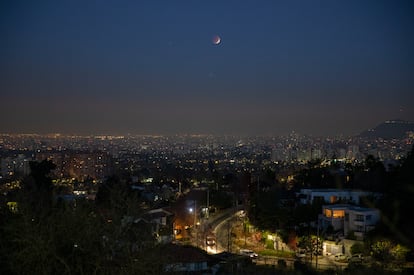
1, 1, 413, 136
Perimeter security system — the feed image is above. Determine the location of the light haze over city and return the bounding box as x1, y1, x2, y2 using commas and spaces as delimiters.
1, 0, 413, 136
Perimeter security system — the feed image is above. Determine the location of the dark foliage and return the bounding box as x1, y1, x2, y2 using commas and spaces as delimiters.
0, 162, 157, 274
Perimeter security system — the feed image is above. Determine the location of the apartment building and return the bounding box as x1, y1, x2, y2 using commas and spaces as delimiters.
297, 188, 378, 205
319, 204, 380, 240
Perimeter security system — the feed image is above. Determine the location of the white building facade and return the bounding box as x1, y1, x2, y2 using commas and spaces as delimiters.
297, 188, 378, 205
319, 204, 380, 240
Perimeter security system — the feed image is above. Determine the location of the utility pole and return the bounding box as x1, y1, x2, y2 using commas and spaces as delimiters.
227, 220, 231, 252
194, 200, 197, 228
244, 216, 247, 247
206, 188, 209, 219
316, 218, 319, 270
309, 222, 312, 267
194, 200, 197, 247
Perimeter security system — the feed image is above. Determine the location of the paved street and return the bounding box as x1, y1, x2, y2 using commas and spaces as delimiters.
200, 207, 349, 271
191, 206, 241, 253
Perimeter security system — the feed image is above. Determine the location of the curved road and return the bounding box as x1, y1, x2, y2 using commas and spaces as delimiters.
201, 207, 349, 271
196, 206, 242, 254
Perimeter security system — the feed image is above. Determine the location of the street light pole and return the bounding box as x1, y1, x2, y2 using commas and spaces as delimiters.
206, 189, 209, 219
227, 220, 231, 252
194, 200, 197, 247
194, 200, 197, 228
316, 218, 319, 269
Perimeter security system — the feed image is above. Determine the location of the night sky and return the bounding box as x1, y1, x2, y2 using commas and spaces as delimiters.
1, 0, 414, 136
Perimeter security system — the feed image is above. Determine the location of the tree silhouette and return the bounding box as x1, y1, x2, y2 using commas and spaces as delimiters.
20, 160, 56, 216
0, 161, 160, 274
378, 146, 414, 249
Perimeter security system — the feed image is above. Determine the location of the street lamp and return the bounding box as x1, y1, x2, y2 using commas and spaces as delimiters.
189, 201, 197, 246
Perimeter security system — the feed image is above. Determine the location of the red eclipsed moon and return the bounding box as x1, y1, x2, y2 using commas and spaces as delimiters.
212, 35, 221, 45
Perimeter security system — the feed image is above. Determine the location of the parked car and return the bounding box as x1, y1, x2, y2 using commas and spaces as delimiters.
206, 235, 216, 246
239, 249, 258, 258
295, 249, 307, 258
348, 254, 364, 263
334, 253, 347, 262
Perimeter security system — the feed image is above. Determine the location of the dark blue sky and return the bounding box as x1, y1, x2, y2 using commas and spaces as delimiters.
1, 0, 414, 136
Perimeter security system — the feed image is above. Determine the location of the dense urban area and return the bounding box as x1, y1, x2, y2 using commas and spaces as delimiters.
3, 0, 414, 273
1, 123, 414, 274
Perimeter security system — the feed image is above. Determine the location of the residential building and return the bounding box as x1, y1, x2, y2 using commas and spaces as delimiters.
319, 204, 380, 240
143, 208, 175, 244
163, 244, 212, 273
344, 205, 380, 240
297, 188, 378, 205
0, 155, 31, 177
35, 150, 112, 181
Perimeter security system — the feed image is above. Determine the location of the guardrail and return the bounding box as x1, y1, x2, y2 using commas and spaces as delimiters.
256, 256, 347, 271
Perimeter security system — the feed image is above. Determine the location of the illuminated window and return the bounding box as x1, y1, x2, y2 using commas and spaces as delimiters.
332, 210, 344, 218
330, 196, 338, 203
325, 209, 332, 217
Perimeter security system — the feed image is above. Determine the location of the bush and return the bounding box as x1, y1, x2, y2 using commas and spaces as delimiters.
259, 249, 295, 258
277, 259, 287, 268
351, 242, 365, 255
265, 239, 274, 249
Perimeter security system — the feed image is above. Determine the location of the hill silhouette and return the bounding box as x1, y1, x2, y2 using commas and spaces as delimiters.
359, 119, 414, 139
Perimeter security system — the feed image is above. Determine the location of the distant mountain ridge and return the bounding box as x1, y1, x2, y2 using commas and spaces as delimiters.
359, 119, 414, 139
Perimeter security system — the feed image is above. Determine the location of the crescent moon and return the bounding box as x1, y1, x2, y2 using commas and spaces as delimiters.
212, 35, 221, 45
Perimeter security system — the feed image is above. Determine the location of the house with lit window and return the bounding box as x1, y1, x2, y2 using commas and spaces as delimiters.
319, 204, 347, 231
343, 206, 380, 239
319, 204, 380, 240
142, 208, 175, 243
297, 188, 379, 205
